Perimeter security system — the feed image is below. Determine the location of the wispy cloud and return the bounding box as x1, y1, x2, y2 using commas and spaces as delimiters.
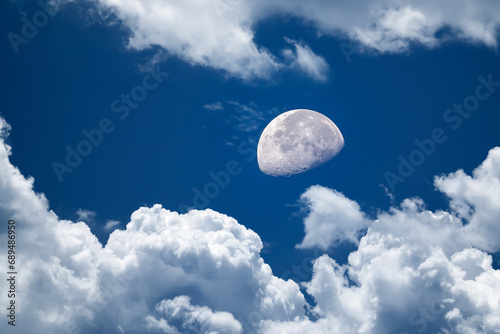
104, 219, 121, 231
218, 101, 281, 146
203, 102, 224, 111
76, 208, 96, 222
226, 101, 267, 133
283, 38, 330, 82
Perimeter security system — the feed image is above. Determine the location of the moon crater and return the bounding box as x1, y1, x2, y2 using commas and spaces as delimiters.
257, 109, 344, 176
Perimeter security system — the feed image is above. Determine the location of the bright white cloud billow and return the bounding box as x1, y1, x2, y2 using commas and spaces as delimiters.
435, 154, 500, 254
297, 186, 370, 249
0, 116, 499, 333
285, 148, 500, 333
81, 0, 500, 80
146, 296, 243, 334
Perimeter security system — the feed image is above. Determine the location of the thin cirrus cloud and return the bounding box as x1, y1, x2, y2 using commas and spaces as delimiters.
1, 110, 500, 333
203, 102, 224, 111
283, 38, 330, 82
104, 219, 121, 231
76, 208, 97, 222
78, 0, 500, 80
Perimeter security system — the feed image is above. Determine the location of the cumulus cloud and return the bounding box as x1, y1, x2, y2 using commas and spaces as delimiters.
146, 295, 243, 334
435, 150, 500, 253
0, 115, 499, 334
296, 186, 370, 249
77, 0, 500, 80
279, 148, 500, 333
0, 117, 304, 333
262, 247, 500, 333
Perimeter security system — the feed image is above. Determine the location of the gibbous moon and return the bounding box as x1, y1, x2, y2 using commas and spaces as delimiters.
257, 109, 344, 176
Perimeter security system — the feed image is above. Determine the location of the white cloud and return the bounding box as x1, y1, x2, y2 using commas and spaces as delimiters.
203, 102, 224, 111
0, 117, 11, 138
274, 148, 500, 333
256, 0, 500, 52
79, 0, 500, 80
226, 101, 267, 132
76, 208, 97, 222
283, 38, 329, 82
146, 295, 243, 334
104, 219, 121, 231
262, 245, 500, 333
350, 6, 437, 53
91, 0, 280, 80
435, 147, 500, 253
0, 116, 499, 334
296, 186, 370, 249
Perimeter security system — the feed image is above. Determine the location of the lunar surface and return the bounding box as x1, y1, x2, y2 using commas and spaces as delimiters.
257, 109, 344, 176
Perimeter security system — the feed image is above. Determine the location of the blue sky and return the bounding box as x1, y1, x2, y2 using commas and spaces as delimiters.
1, 1, 500, 333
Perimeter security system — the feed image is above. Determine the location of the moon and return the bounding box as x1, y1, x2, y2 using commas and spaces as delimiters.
257, 109, 344, 176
